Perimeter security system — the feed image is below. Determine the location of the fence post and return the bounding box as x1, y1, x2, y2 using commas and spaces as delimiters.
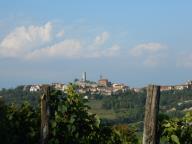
41, 85, 50, 144
143, 85, 160, 144
0, 96, 3, 102
0, 96, 3, 105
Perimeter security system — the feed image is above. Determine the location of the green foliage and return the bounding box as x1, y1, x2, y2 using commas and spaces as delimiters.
102, 90, 146, 110
112, 124, 139, 144
100, 89, 192, 125
102, 90, 146, 123
160, 111, 192, 144
48, 85, 128, 143
160, 90, 192, 114
0, 85, 140, 143
0, 86, 41, 106
0, 101, 40, 144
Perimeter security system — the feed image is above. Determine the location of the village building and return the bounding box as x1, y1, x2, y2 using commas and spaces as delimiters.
29, 85, 41, 92
98, 79, 110, 87
160, 85, 174, 91
52, 83, 67, 91
112, 83, 129, 93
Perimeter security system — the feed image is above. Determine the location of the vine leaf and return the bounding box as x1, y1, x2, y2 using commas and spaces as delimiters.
171, 135, 180, 144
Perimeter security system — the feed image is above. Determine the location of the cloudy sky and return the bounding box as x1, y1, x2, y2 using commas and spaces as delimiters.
0, 0, 192, 88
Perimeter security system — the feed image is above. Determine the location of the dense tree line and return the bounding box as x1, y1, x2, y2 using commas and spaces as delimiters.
101, 89, 192, 124
102, 89, 146, 109
160, 89, 192, 110
0, 86, 41, 106
102, 89, 146, 123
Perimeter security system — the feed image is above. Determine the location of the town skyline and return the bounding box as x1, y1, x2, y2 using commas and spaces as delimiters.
2, 71, 192, 90
15, 75, 192, 98
1, 1, 192, 88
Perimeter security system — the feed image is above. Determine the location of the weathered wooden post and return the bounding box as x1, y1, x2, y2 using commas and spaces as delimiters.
0, 96, 4, 110
143, 85, 160, 144
0, 96, 3, 106
41, 85, 50, 144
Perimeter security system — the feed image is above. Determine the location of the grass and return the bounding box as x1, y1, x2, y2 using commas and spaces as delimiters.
86, 99, 118, 120
86, 99, 141, 120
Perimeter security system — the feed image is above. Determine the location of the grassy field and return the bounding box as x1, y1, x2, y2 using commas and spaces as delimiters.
87, 99, 118, 120
86, 99, 140, 121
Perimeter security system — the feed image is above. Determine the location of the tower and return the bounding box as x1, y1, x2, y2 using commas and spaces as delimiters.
82, 72, 86, 82
100, 74, 103, 80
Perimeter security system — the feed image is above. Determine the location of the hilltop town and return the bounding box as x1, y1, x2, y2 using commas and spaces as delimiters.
21, 72, 192, 98
23, 72, 129, 97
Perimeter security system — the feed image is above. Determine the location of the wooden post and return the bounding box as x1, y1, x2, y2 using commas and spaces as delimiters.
0, 96, 3, 105
0, 96, 4, 110
143, 85, 160, 144
41, 85, 50, 144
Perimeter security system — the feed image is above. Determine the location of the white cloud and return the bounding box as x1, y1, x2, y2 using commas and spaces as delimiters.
177, 53, 192, 68
103, 44, 120, 57
56, 30, 65, 38
129, 42, 167, 67
27, 39, 82, 59
86, 44, 120, 58
27, 40, 120, 60
94, 32, 109, 45
143, 56, 159, 67
130, 42, 166, 57
0, 22, 119, 60
0, 22, 53, 58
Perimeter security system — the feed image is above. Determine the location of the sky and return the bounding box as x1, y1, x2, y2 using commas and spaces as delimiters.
0, 0, 192, 88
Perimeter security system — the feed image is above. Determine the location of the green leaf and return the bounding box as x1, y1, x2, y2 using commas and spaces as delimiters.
51, 121, 57, 128
8, 114, 13, 120
163, 122, 171, 127
69, 116, 75, 123
58, 105, 67, 113
171, 135, 180, 144
52, 129, 56, 136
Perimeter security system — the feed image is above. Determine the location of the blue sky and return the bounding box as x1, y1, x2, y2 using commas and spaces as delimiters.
0, 0, 192, 88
